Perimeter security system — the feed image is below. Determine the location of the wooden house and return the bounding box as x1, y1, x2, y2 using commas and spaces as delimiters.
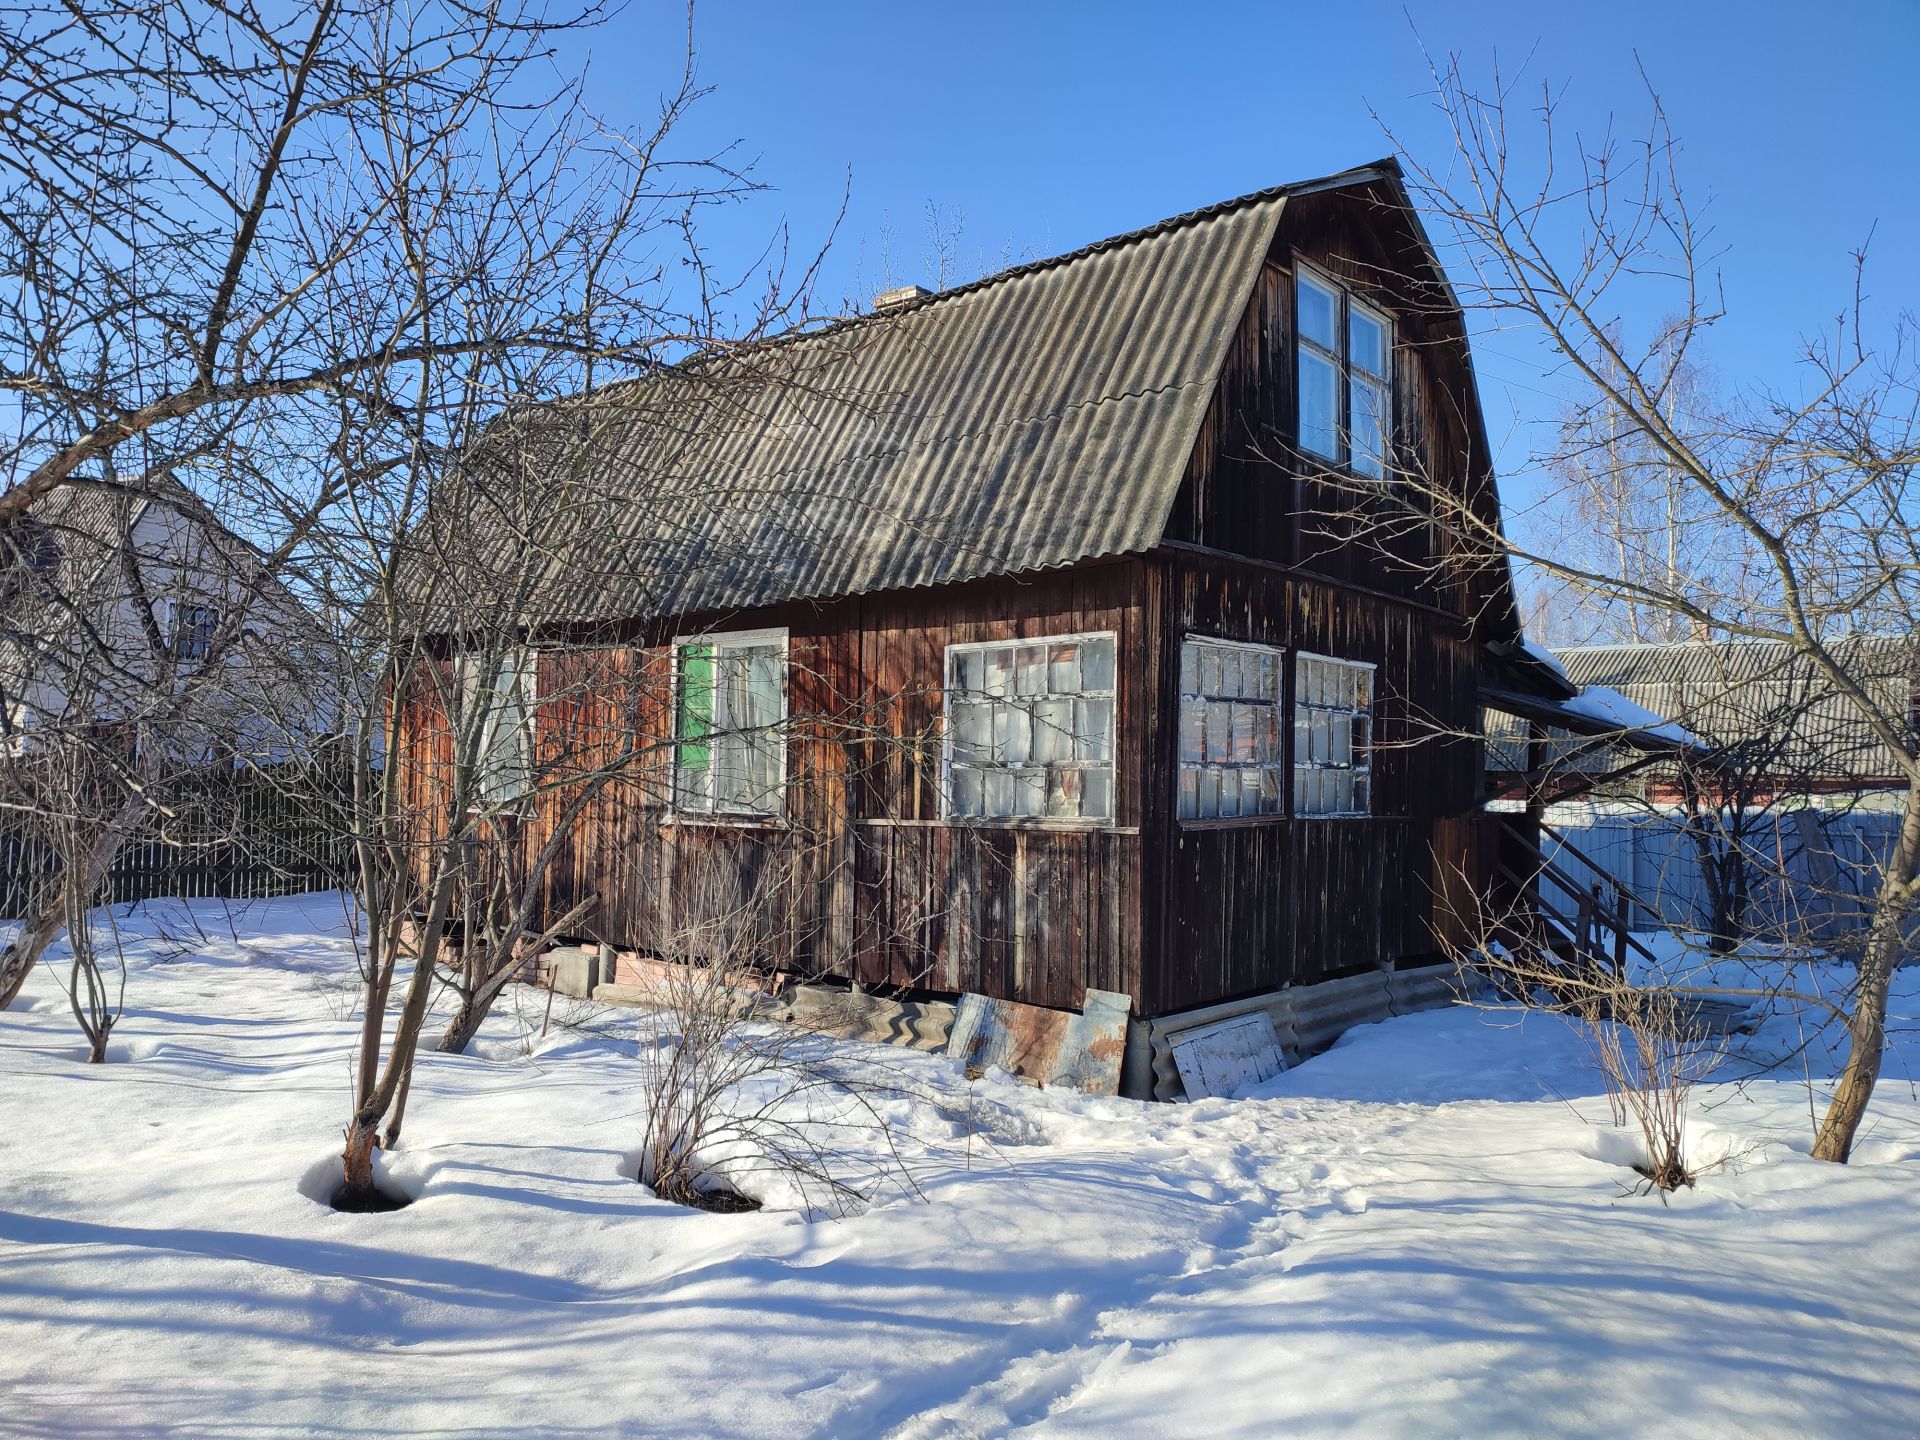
407, 160, 1606, 1090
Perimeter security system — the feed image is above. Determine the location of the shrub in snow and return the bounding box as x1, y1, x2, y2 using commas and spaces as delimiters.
629, 950, 922, 1216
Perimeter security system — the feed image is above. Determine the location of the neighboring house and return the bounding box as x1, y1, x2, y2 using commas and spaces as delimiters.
405, 159, 1642, 1086
0, 477, 336, 761
1557, 637, 1915, 807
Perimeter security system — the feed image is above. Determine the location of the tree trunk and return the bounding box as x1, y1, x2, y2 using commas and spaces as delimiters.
0, 895, 66, 1009
341, 1114, 380, 1199
2, 791, 151, 1010
1810, 786, 1920, 1163
438, 995, 484, 1055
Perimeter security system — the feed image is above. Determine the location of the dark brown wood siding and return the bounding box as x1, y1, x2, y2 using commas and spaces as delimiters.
1142, 551, 1484, 1016
398, 562, 1152, 1013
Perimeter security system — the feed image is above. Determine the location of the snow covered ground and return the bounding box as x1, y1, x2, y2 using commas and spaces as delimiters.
3, 894, 1919, 1438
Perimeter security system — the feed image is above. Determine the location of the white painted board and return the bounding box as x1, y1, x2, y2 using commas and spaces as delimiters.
1169, 1012, 1285, 1100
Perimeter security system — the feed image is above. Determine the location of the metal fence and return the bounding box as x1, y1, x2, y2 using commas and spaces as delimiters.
0, 760, 352, 919
1541, 803, 1902, 947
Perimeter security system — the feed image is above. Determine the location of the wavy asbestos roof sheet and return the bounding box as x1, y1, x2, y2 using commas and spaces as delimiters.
1557, 636, 1917, 781
459, 168, 1408, 629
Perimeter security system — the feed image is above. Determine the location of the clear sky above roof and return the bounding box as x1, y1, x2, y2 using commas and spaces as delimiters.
583, 1, 1917, 509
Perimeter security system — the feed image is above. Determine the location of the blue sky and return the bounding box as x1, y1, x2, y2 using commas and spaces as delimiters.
585, 1, 1918, 496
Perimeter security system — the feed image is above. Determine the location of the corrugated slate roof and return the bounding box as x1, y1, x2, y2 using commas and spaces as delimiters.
1557, 636, 1916, 781
455, 162, 1404, 628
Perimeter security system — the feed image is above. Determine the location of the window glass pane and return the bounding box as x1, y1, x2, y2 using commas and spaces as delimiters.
1197, 644, 1222, 697
1178, 768, 1198, 821
992, 701, 1030, 765
1178, 697, 1205, 765
1013, 767, 1046, 818
1178, 642, 1197, 695
1080, 636, 1116, 692
983, 768, 1014, 816
1075, 697, 1113, 762
951, 700, 992, 763
1206, 700, 1232, 763
1081, 767, 1113, 821
1217, 768, 1242, 819
1198, 767, 1221, 820
951, 765, 983, 817
1049, 642, 1082, 694
1331, 710, 1352, 766
983, 646, 1013, 697
1219, 648, 1244, 700
1032, 696, 1074, 763
1349, 304, 1388, 378
1351, 375, 1387, 480
743, 647, 782, 728
1231, 703, 1256, 762
1015, 644, 1048, 696
1298, 271, 1338, 349
1047, 767, 1081, 819
1298, 350, 1339, 459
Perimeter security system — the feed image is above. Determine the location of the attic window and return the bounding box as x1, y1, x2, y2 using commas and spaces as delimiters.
169, 602, 220, 663
1297, 265, 1392, 479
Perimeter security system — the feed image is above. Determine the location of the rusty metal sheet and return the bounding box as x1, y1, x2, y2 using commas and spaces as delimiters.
946, 986, 1131, 1095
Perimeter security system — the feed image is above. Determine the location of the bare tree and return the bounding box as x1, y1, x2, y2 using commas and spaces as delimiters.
0, 0, 799, 1001
1375, 54, 1920, 1161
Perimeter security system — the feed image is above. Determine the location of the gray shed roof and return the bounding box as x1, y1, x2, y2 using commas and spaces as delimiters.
1557, 637, 1916, 782
454, 162, 1406, 628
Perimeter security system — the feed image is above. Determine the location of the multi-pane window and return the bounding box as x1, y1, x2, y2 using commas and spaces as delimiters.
1297, 266, 1393, 479
458, 648, 534, 806
674, 630, 786, 817
1177, 638, 1285, 821
169, 602, 220, 662
944, 634, 1115, 822
1293, 653, 1373, 817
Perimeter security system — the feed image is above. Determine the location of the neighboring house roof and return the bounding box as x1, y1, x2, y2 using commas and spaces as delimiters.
448, 160, 1430, 629
1556, 636, 1916, 782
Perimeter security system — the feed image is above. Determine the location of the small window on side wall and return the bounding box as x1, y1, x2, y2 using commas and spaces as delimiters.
1293, 653, 1373, 817
1177, 638, 1285, 821
457, 648, 534, 807
1297, 265, 1393, 480
943, 633, 1115, 822
674, 630, 786, 818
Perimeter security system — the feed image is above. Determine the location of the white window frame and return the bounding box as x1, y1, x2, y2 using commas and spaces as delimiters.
457, 646, 536, 809
1176, 635, 1287, 824
1296, 261, 1394, 480
670, 626, 789, 821
940, 630, 1118, 826
1292, 650, 1375, 819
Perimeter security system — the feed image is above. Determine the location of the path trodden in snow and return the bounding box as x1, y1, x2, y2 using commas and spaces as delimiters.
1, 893, 1916, 1438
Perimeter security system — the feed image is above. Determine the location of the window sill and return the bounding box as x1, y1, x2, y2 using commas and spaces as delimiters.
935, 816, 1128, 834
662, 811, 787, 831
